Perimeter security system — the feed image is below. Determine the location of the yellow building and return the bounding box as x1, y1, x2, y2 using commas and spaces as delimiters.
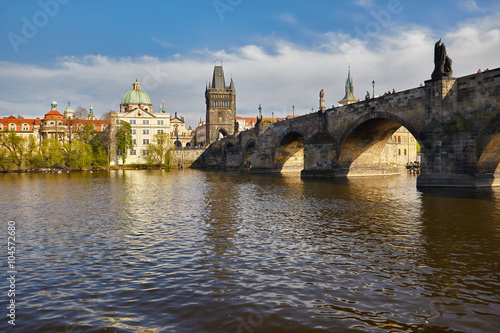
392, 126, 420, 165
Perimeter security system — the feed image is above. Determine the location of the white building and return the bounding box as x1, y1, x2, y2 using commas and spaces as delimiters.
110, 80, 171, 165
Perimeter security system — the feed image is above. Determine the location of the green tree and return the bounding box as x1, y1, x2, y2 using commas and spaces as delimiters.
115, 121, 133, 165
24, 135, 44, 169
146, 132, 173, 166
0, 144, 12, 171
40, 138, 65, 168
67, 140, 93, 169
0, 129, 29, 170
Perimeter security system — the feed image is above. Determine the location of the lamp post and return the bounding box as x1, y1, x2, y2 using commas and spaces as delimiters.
372, 80, 375, 98
292, 105, 294, 118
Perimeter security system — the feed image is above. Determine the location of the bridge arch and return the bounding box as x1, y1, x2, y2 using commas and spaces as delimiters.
218, 128, 229, 140
274, 129, 306, 172
242, 140, 256, 170
476, 114, 500, 174
338, 113, 420, 176
339, 112, 420, 147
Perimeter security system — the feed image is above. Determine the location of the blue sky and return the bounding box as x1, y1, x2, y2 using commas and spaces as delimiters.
1, 0, 499, 127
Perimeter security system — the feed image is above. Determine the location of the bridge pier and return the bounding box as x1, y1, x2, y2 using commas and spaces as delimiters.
417, 173, 500, 187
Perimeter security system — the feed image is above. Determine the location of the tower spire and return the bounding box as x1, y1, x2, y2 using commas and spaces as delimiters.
338, 64, 357, 106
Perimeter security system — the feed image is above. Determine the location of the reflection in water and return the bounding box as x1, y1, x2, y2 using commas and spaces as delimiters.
1, 170, 499, 332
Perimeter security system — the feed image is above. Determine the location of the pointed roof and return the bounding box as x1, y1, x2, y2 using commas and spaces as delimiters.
211, 65, 226, 89
338, 65, 357, 105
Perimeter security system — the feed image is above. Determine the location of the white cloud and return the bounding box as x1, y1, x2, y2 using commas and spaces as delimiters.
1, 14, 499, 128
354, 0, 374, 10
277, 13, 298, 25
459, 0, 483, 13
152, 37, 174, 48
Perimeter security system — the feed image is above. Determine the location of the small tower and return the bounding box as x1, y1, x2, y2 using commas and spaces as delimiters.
64, 102, 75, 119
338, 65, 358, 106
88, 101, 96, 120
205, 61, 236, 143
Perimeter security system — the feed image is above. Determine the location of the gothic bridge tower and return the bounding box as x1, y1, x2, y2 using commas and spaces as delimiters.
205, 62, 236, 144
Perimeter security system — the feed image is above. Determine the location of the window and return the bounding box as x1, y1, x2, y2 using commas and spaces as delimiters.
157, 129, 164, 134
397, 136, 401, 144
403, 137, 407, 143
130, 119, 136, 125
404, 149, 407, 156
50, 122, 54, 125
158, 120, 164, 125
133, 139, 136, 145
132, 129, 136, 135
22, 124, 29, 131
143, 139, 149, 145
117, 149, 123, 155
398, 149, 401, 156
130, 150, 136, 155
142, 150, 148, 155
143, 129, 149, 135
143, 120, 149, 125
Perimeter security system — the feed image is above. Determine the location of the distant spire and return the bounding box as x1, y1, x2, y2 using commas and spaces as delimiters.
338, 64, 357, 105
88, 99, 96, 120
230, 77, 235, 90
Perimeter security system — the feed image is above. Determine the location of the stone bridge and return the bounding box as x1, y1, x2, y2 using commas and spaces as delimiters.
196, 68, 500, 187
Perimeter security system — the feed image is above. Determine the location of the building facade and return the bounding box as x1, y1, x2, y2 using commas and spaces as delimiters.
3, 100, 108, 144
205, 63, 236, 144
110, 80, 194, 165
0, 116, 41, 142
392, 126, 420, 165
170, 112, 194, 148
110, 80, 171, 165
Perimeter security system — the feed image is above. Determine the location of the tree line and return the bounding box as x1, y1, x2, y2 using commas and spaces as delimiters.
0, 121, 174, 171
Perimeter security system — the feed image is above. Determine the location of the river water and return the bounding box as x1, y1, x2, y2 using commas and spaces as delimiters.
1, 169, 499, 332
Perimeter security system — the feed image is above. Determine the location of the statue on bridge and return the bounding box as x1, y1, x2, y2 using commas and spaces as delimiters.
319, 89, 326, 111
431, 39, 453, 80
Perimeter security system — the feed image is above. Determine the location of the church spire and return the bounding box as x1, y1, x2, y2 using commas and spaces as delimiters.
88, 99, 96, 120
338, 64, 357, 106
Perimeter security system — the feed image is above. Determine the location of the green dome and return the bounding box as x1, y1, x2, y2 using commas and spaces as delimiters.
121, 81, 152, 105
64, 102, 74, 114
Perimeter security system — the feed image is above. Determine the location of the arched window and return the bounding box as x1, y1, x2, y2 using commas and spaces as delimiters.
404, 149, 407, 156
398, 149, 401, 156
397, 136, 401, 144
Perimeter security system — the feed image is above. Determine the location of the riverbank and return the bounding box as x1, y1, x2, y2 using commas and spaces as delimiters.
0, 165, 173, 173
